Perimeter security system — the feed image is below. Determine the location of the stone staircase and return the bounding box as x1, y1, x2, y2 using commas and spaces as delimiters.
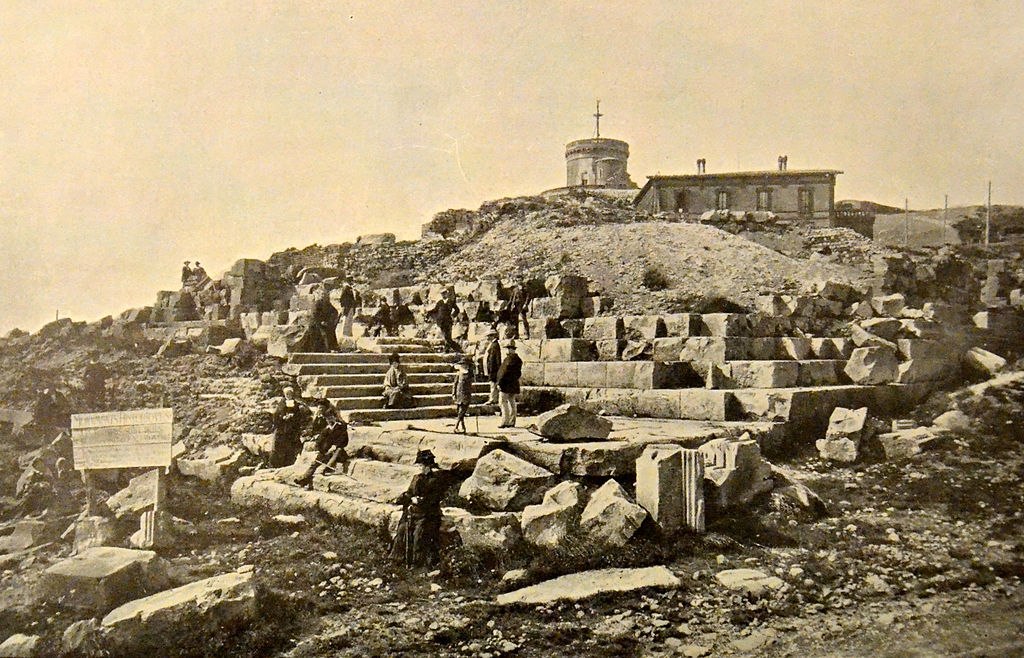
285, 337, 496, 422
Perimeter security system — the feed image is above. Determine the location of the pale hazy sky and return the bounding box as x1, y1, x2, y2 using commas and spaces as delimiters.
2, 1, 1022, 332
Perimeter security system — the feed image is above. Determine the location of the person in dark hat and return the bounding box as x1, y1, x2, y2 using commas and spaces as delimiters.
496, 339, 522, 428
270, 384, 310, 467
390, 449, 447, 568
382, 352, 412, 409
452, 355, 474, 434
483, 328, 502, 405
294, 398, 349, 488
181, 261, 192, 286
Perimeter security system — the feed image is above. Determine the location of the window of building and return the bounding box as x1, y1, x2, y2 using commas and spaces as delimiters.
756, 188, 772, 211
798, 188, 814, 215
675, 190, 686, 211
580, 173, 588, 186
716, 190, 729, 210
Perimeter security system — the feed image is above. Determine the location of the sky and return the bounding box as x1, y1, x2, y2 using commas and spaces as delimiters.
1, 1, 1023, 332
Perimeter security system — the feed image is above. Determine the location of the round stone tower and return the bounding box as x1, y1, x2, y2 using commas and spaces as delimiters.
565, 138, 633, 188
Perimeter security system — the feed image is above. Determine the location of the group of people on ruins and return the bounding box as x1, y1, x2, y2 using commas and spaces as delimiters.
268, 384, 349, 483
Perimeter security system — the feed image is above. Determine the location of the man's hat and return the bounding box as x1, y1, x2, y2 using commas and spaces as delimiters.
487, 328, 498, 337
505, 339, 517, 348
415, 449, 437, 466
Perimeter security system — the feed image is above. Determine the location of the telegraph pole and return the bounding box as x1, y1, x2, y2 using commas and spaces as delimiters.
904, 198, 909, 248
593, 100, 602, 138
985, 181, 992, 245
943, 194, 949, 244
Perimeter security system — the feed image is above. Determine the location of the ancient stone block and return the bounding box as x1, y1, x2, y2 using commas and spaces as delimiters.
520, 362, 544, 386
896, 358, 951, 384
859, 317, 902, 341
797, 360, 843, 386
101, 570, 256, 651
0, 634, 40, 658
700, 313, 749, 337
543, 362, 578, 387
932, 409, 970, 432
595, 339, 625, 361
715, 568, 784, 598
662, 313, 698, 337
458, 450, 556, 511
560, 319, 585, 338
0, 519, 48, 554
105, 469, 165, 519
728, 361, 799, 388
544, 274, 589, 299
496, 566, 680, 606
635, 445, 683, 532
778, 337, 812, 360
579, 479, 647, 547
698, 437, 773, 508
651, 337, 686, 362
678, 390, 733, 421
844, 346, 899, 384
534, 404, 613, 442
964, 347, 1006, 376
521, 481, 586, 549
871, 293, 906, 316
604, 362, 636, 388
623, 315, 666, 340
73, 516, 116, 554
444, 509, 522, 553
540, 339, 596, 362
583, 317, 624, 341
42, 547, 169, 613
516, 339, 543, 362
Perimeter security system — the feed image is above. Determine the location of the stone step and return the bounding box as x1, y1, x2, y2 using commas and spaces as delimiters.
288, 352, 461, 365
346, 404, 499, 423
374, 337, 443, 346
305, 372, 454, 387
292, 362, 456, 376
715, 360, 849, 389
348, 425, 505, 470
319, 381, 490, 398
333, 392, 490, 411
524, 383, 930, 427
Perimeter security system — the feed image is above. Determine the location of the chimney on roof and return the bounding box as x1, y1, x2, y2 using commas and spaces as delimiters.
697, 158, 706, 174
778, 155, 788, 171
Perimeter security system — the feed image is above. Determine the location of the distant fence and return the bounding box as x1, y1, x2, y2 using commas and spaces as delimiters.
832, 210, 875, 239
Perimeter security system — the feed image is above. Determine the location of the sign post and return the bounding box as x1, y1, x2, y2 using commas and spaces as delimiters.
71, 408, 173, 545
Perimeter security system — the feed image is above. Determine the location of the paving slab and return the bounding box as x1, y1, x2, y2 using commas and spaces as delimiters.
496, 566, 680, 605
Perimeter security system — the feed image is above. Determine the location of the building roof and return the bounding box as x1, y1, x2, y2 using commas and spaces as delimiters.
636, 169, 843, 206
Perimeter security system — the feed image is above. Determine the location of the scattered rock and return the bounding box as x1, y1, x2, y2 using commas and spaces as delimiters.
458, 450, 555, 511
876, 427, 948, 460
579, 479, 647, 547
964, 347, 1006, 377
101, 570, 257, 652
0, 634, 40, 658
531, 404, 613, 442
714, 568, 784, 597
42, 547, 170, 613
698, 436, 773, 508
932, 409, 970, 432
61, 619, 104, 656
521, 481, 586, 549
844, 346, 899, 384
445, 509, 522, 552
870, 293, 906, 316
496, 566, 680, 605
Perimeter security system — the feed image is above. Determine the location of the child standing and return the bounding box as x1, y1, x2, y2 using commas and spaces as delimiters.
452, 355, 474, 434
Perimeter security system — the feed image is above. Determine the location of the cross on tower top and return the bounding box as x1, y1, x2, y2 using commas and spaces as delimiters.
594, 100, 602, 138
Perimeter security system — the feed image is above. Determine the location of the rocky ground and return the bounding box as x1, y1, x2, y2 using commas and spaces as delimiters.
1, 348, 1021, 655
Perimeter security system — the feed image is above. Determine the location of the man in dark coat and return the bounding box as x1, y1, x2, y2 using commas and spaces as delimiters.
338, 281, 357, 337
270, 385, 311, 468
294, 398, 348, 488
311, 288, 339, 352
181, 261, 192, 286
390, 450, 447, 568
483, 329, 502, 405
510, 279, 532, 339
431, 289, 461, 353
370, 299, 395, 337
496, 340, 523, 428
82, 356, 110, 411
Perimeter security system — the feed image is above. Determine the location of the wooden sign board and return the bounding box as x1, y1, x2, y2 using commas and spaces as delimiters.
71, 408, 173, 470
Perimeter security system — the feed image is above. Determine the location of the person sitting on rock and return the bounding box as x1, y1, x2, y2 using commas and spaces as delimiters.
270, 385, 310, 468
390, 449, 446, 568
294, 398, 348, 488
382, 352, 412, 409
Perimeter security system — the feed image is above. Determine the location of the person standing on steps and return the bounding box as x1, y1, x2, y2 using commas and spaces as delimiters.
270, 385, 310, 468
390, 449, 447, 568
311, 286, 340, 352
510, 277, 532, 339
496, 339, 522, 428
452, 355, 474, 434
338, 279, 358, 337
483, 328, 502, 406
430, 288, 461, 353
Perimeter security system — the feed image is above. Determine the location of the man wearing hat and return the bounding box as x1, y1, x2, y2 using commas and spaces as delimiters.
452, 355, 474, 434
496, 339, 523, 428
390, 449, 446, 568
181, 261, 192, 286
483, 328, 502, 405
270, 384, 310, 467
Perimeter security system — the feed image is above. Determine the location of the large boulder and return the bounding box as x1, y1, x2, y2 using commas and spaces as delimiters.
458, 450, 555, 511
0, 634, 40, 658
101, 569, 257, 652
41, 547, 170, 613
698, 436, 773, 508
964, 347, 1006, 377
532, 404, 613, 442
844, 346, 899, 384
521, 481, 586, 549
579, 479, 647, 547
444, 509, 522, 553
815, 406, 874, 463
858, 317, 902, 341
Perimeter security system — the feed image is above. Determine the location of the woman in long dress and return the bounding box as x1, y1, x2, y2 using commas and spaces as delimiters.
382, 352, 412, 409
